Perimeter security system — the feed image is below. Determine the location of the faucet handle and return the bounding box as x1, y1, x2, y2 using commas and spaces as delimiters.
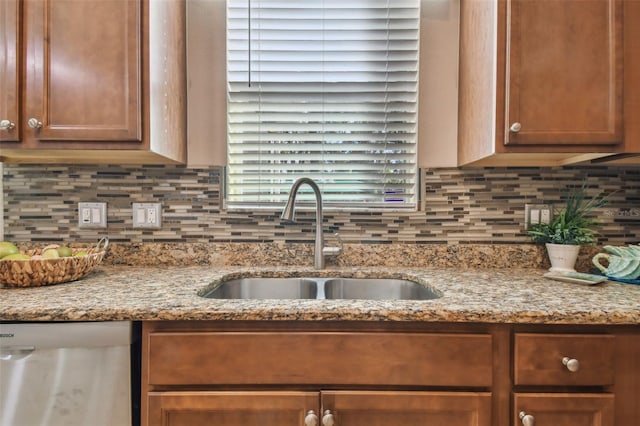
322, 233, 343, 257
322, 246, 342, 256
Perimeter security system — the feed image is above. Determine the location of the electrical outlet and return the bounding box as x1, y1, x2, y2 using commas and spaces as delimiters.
132, 203, 162, 228
525, 204, 552, 230
78, 202, 107, 228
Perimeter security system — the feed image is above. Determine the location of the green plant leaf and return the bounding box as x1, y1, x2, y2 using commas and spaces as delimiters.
527, 180, 611, 246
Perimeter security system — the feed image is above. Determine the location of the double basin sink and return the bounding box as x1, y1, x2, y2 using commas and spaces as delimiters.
201, 277, 441, 301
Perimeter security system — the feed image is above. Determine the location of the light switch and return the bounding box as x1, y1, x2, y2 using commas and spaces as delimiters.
81, 207, 91, 224
540, 208, 551, 224
525, 203, 552, 230
136, 208, 146, 224
91, 208, 101, 224
530, 209, 540, 225
78, 202, 107, 228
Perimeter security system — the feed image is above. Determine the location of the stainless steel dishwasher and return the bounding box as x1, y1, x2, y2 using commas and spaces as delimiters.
0, 321, 137, 426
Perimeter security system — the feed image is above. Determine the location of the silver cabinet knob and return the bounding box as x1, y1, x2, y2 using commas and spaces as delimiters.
0, 119, 15, 130
322, 410, 335, 426
519, 411, 535, 426
27, 118, 43, 129
562, 356, 580, 372
305, 410, 319, 426
510, 122, 522, 133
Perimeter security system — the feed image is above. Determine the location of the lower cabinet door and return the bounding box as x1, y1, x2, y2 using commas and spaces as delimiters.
514, 393, 614, 426
321, 391, 492, 426
147, 390, 492, 426
147, 391, 318, 426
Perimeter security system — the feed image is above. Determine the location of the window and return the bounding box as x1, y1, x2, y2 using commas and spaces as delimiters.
226, 0, 420, 209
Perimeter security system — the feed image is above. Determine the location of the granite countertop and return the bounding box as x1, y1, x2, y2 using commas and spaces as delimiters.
1, 266, 639, 324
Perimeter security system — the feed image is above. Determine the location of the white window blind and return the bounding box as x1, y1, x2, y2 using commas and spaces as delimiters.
226, 0, 420, 209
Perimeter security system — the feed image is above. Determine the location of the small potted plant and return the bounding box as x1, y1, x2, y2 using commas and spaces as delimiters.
528, 182, 609, 272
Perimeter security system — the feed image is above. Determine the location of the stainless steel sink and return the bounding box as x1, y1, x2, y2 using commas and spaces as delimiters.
324, 278, 440, 301
203, 278, 318, 299
201, 277, 440, 301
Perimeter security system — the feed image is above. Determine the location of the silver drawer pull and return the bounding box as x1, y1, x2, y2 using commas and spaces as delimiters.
27, 118, 43, 129
322, 410, 335, 426
0, 119, 15, 130
304, 410, 318, 426
519, 411, 535, 426
562, 356, 580, 372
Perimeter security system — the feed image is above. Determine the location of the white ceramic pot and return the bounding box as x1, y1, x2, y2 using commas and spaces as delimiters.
545, 243, 581, 273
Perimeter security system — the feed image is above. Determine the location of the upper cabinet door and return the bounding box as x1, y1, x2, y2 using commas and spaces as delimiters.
505, 0, 623, 146
0, 0, 20, 142
23, 0, 141, 144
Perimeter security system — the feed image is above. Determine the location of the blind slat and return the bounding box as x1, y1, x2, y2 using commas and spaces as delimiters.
227, 0, 419, 209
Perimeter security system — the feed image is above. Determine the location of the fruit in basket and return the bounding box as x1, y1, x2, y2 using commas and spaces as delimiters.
0, 242, 19, 259
1, 253, 30, 261
57, 246, 73, 257
0, 238, 107, 288
43, 249, 60, 259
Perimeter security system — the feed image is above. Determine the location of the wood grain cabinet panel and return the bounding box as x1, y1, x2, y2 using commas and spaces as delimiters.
624, 0, 640, 154
147, 391, 318, 426
147, 332, 493, 387
514, 333, 615, 386
148, 391, 492, 426
514, 393, 615, 426
24, 0, 141, 143
0, 0, 186, 164
0, 0, 20, 142
322, 391, 492, 426
506, 0, 623, 146
458, 0, 624, 166
141, 322, 639, 426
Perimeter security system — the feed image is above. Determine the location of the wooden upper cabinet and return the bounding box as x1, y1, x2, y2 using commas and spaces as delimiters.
23, 0, 141, 143
0, 0, 186, 164
624, 0, 640, 154
506, 0, 623, 146
458, 0, 624, 166
0, 0, 20, 142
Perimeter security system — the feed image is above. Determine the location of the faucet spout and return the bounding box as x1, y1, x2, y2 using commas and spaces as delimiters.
281, 177, 325, 269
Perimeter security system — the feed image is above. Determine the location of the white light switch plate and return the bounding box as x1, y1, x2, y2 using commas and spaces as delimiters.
525, 203, 552, 230
132, 203, 162, 228
78, 202, 107, 228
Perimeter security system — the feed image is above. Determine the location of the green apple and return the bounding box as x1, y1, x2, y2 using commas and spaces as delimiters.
43, 249, 60, 259
1, 253, 30, 261
57, 246, 73, 257
0, 241, 19, 259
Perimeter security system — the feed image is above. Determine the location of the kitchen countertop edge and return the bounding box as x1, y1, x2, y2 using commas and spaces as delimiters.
1, 266, 639, 325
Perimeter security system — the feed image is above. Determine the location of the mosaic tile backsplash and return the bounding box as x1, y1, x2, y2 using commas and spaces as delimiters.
3, 164, 639, 246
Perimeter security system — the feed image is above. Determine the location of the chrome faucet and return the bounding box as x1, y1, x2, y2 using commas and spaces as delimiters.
281, 177, 340, 269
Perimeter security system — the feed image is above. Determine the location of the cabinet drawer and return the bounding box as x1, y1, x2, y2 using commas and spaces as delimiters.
147, 332, 493, 387
514, 334, 614, 386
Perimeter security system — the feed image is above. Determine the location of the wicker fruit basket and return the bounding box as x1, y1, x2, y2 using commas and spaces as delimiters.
0, 238, 109, 288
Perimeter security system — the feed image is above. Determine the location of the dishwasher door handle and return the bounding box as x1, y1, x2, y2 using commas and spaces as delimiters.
0, 346, 35, 361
